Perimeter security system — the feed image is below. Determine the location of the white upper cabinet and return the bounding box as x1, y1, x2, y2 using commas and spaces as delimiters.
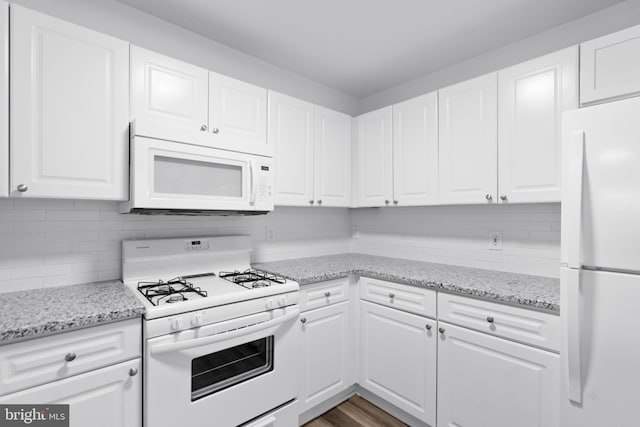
356, 106, 393, 207
209, 71, 270, 156
314, 106, 351, 207
131, 46, 208, 133
438, 73, 498, 205
498, 47, 578, 203
10, 5, 129, 200
0, 2, 7, 198
392, 92, 438, 206
580, 24, 640, 106
269, 91, 314, 205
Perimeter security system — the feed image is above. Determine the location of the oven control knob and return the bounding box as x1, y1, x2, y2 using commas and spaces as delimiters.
277, 296, 287, 307
265, 298, 274, 309
191, 313, 203, 326
170, 317, 184, 331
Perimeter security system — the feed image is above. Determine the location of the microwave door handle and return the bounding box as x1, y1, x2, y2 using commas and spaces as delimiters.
249, 159, 258, 206
567, 130, 585, 269
149, 308, 300, 355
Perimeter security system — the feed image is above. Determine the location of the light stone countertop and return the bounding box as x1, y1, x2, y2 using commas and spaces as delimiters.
254, 253, 560, 313
0, 280, 145, 344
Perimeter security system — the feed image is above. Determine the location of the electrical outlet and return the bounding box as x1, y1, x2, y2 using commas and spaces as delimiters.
489, 231, 503, 251
352, 226, 360, 239
266, 226, 275, 242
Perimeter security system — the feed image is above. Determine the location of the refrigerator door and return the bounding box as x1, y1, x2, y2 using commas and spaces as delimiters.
561, 96, 640, 272
560, 268, 640, 426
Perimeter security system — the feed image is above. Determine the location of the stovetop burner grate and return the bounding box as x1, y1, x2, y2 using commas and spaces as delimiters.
219, 269, 286, 289
138, 275, 209, 306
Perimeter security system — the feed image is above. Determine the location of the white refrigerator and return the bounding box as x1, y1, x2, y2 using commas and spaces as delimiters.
561, 96, 640, 426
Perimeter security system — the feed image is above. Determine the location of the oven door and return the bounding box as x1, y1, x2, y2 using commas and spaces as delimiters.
145, 306, 299, 427
128, 136, 273, 212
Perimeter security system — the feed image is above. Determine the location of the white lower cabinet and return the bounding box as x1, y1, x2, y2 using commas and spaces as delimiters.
1, 358, 141, 427
359, 300, 436, 426
437, 321, 559, 427
299, 300, 351, 414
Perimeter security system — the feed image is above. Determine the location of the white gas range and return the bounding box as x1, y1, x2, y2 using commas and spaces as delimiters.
122, 235, 300, 427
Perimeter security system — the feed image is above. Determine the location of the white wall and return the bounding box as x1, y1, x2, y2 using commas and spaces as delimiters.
0, 199, 351, 292
358, 0, 640, 113
8, 0, 359, 116
351, 204, 560, 278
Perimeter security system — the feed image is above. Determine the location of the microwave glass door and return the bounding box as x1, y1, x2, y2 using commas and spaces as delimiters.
154, 156, 243, 197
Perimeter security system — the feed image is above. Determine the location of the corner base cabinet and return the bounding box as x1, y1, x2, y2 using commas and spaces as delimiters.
437, 321, 559, 427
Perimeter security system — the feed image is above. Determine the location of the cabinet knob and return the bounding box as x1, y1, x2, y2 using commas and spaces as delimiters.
129, 368, 138, 377
317, 200, 322, 205
384, 200, 390, 205
438, 327, 446, 334
200, 124, 208, 131
17, 184, 28, 192
393, 200, 398, 205
309, 200, 314, 205
64, 352, 76, 362
324, 291, 331, 297
300, 317, 307, 324
486, 316, 495, 323
212, 127, 220, 134
500, 194, 507, 201
388, 293, 395, 299
485, 194, 493, 201
425, 324, 432, 331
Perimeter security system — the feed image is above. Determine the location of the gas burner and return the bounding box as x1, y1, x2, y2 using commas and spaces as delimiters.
165, 294, 186, 303
137, 277, 208, 306
219, 269, 286, 289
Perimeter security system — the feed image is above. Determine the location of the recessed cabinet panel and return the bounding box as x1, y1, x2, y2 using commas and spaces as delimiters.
392, 92, 439, 206
209, 71, 269, 156
0, 2, 6, 197
439, 73, 498, 205
10, 5, 129, 199
581, 24, 640, 105
356, 106, 393, 207
498, 47, 577, 203
437, 322, 559, 427
131, 46, 208, 132
314, 106, 351, 207
269, 91, 314, 206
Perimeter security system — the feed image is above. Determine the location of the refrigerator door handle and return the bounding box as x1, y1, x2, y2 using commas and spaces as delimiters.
564, 268, 583, 403
567, 130, 585, 269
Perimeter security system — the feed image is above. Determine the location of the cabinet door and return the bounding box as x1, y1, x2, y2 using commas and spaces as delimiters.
10, 5, 129, 200
498, 47, 577, 203
1, 358, 141, 427
299, 301, 350, 414
209, 71, 269, 156
314, 106, 351, 207
437, 322, 559, 427
0, 2, 6, 198
439, 73, 497, 205
356, 106, 392, 207
269, 91, 314, 206
392, 92, 438, 206
131, 46, 208, 132
359, 300, 436, 425
580, 24, 640, 105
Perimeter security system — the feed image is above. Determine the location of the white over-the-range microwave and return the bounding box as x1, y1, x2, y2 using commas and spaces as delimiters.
119, 120, 274, 215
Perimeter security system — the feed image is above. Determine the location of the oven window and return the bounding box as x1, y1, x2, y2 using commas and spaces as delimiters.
154, 156, 243, 197
191, 336, 274, 401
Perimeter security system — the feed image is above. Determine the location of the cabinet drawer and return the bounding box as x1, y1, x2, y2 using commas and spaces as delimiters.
437, 293, 560, 352
299, 278, 350, 312
359, 277, 436, 318
0, 318, 141, 396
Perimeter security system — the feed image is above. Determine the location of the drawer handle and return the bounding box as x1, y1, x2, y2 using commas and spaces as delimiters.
129, 368, 138, 377
324, 291, 331, 297
438, 327, 446, 334
486, 316, 495, 323
425, 324, 432, 331
64, 352, 76, 362
389, 293, 395, 299
300, 317, 307, 324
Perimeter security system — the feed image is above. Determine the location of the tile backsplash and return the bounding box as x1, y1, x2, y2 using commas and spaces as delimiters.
0, 199, 351, 292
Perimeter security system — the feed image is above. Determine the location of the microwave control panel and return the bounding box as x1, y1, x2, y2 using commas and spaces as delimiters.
257, 164, 273, 202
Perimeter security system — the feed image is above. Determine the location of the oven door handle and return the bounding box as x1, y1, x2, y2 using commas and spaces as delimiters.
149, 308, 300, 355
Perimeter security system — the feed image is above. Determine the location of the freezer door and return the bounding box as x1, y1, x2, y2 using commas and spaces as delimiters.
560, 269, 640, 426
562, 96, 640, 272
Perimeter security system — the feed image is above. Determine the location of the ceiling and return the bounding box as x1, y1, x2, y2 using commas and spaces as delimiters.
117, 0, 625, 98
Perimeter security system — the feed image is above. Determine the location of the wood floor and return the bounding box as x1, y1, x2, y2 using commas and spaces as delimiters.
303, 396, 408, 427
